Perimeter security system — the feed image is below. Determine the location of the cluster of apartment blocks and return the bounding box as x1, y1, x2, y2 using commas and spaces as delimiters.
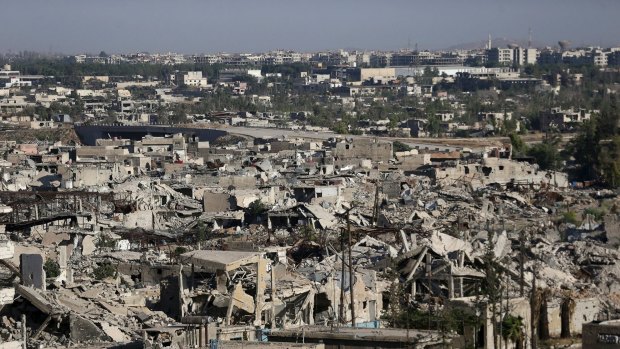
0, 61, 601, 136
67, 44, 620, 68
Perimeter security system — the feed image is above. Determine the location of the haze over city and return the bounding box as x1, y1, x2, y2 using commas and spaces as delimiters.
1, 0, 620, 54
3, 1, 620, 349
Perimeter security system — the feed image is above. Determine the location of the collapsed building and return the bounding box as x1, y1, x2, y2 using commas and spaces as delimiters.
0, 132, 618, 349
433, 157, 569, 190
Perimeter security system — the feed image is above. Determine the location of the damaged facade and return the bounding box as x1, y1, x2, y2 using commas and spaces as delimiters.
0, 131, 617, 349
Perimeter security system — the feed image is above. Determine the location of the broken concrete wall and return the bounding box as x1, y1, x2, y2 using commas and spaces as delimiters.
604, 214, 620, 247
434, 158, 569, 189
204, 192, 236, 212
123, 211, 154, 230
0, 341, 21, 349
399, 154, 432, 170
332, 139, 392, 162
140, 265, 180, 286
160, 275, 183, 320
0, 287, 15, 305
0, 239, 14, 260
451, 297, 531, 349
269, 141, 298, 153
583, 320, 620, 349
69, 314, 110, 343
218, 175, 257, 189
318, 269, 382, 326
546, 297, 602, 337
64, 163, 126, 188
20, 253, 46, 290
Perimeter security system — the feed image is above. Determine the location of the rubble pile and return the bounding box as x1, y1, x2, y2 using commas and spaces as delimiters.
1, 135, 620, 349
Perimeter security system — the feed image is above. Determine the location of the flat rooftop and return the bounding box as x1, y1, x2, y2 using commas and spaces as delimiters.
181, 250, 262, 271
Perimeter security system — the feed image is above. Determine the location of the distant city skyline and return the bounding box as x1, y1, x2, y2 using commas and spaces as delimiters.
1, 0, 619, 54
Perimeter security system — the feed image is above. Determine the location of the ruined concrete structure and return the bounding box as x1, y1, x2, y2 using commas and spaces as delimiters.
434, 157, 569, 190
332, 138, 393, 162
0, 131, 617, 349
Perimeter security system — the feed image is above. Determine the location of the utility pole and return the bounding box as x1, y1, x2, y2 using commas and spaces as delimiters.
347, 209, 356, 327
340, 227, 345, 325
519, 228, 525, 297
504, 269, 510, 349
372, 182, 380, 226
531, 262, 538, 349
426, 252, 432, 330
499, 276, 503, 349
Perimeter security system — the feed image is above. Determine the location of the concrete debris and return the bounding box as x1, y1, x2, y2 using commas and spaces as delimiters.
0, 134, 620, 349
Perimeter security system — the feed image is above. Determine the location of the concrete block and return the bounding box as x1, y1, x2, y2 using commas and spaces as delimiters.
100, 322, 129, 342
0, 240, 14, 260
0, 341, 22, 349
82, 235, 96, 256
0, 287, 15, 305
20, 254, 46, 290
69, 314, 110, 342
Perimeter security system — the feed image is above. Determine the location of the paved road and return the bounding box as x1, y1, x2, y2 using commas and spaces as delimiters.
81, 123, 573, 153
224, 126, 576, 152
225, 126, 483, 152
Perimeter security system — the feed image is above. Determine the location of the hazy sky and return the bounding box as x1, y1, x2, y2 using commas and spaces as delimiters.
1, 0, 619, 54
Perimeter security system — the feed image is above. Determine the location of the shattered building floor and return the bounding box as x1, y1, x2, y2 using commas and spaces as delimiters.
1, 140, 619, 349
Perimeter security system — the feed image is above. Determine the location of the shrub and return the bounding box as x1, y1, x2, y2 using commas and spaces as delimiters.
174, 246, 188, 256
44, 259, 60, 278
393, 141, 412, 153
562, 211, 579, 225
246, 200, 268, 223
93, 263, 116, 280
584, 207, 605, 220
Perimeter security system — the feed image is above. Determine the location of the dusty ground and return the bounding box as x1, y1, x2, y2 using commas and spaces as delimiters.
394, 133, 576, 147
0, 125, 80, 144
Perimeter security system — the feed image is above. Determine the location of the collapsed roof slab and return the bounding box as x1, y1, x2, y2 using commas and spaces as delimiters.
14, 284, 57, 315
181, 250, 262, 272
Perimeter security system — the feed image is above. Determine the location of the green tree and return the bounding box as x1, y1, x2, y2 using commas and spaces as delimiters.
562, 211, 579, 225
527, 133, 561, 170
174, 246, 188, 256
501, 116, 518, 135
509, 133, 527, 157
570, 96, 620, 183
427, 115, 441, 137
598, 136, 620, 187
246, 200, 268, 223
93, 263, 116, 280
502, 315, 525, 349
393, 141, 412, 153
570, 118, 600, 179
44, 259, 60, 278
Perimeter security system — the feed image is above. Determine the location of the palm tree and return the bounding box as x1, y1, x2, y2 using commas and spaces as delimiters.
502, 315, 525, 349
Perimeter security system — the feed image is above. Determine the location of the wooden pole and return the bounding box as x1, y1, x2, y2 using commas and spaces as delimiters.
347, 209, 355, 327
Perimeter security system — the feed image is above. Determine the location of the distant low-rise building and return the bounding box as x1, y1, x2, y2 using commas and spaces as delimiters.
540, 107, 598, 131
174, 71, 208, 88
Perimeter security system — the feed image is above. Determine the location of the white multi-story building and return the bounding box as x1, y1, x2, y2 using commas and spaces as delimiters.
515, 48, 538, 66
591, 49, 608, 67
488, 48, 514, 65
175, 71, 208, 87
488, 47, 538, 66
